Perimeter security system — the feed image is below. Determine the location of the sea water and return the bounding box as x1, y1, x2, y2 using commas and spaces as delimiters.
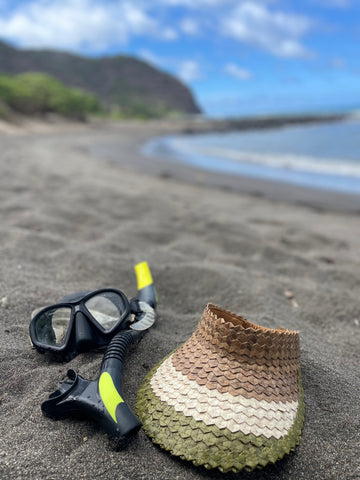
144, 118, 360, 194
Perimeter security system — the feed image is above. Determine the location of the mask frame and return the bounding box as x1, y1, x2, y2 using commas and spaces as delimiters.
29, 288, 131, 361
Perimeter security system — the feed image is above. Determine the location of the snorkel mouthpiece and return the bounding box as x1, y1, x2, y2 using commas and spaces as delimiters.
42, 329, 142, 446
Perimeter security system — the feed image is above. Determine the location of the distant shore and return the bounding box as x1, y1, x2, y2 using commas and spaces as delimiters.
87, 115, 360, 214
0, 112, 358, 213
174, 112, 349, 134
0, 110, 350, 135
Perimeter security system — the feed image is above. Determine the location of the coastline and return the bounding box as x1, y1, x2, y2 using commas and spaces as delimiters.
0, 117, 359, 480
88, 117, 360, 213
0, 115, 359, 213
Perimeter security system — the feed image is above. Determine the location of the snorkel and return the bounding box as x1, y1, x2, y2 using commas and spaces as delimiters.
40, 262, 157, 447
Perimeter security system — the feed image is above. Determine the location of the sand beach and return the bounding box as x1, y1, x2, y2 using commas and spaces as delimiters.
0, 118, 359, 480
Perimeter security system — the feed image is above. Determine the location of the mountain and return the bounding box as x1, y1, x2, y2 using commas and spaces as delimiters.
0, 41, 201, 115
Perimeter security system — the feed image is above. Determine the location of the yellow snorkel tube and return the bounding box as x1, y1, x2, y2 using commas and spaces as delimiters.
131, 262, 157, 331
134, 261, 157, 308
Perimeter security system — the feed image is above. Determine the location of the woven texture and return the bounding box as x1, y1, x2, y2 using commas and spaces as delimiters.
136, 304, 305, 473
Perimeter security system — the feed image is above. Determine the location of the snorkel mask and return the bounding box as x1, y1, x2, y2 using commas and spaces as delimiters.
29, 262, 157, 362
31, 262, 158, 446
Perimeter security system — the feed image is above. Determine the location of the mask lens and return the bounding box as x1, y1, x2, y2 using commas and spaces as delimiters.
85, 292, 125, 330
35, 307, 72, 346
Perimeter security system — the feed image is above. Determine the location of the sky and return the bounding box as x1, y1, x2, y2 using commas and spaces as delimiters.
0, 0, 359, 117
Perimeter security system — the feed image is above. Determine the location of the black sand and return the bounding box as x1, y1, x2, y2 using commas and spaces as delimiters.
0, 119, 359, 480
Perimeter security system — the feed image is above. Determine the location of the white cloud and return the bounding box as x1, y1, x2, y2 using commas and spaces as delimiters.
225, 63, 252, 80
138, 49, 203, 83
331, 57, 346, 69
0, 0, 172, 51
178, 60, 202, 82
221, 2, 313, 58
138, 48, 165, 68
0, 0, 315, 62
162, 27, 179, 40
180, 18, 199, 35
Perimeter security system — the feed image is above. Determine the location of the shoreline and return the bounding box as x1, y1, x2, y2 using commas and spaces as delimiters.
0, 110, 350, 138
0, 114, 359, 214
87, 118, 360, 214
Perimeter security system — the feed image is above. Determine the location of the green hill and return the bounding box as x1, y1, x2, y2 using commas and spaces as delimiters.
0, 41, 201, 117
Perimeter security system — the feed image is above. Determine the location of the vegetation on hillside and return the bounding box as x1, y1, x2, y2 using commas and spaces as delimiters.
109, 95, 177, 120
0, 71, 184, 120
0, 72, 100, 119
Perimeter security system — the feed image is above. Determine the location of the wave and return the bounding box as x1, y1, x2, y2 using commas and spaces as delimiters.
143, 130, 360, 194
169, 139, 360, 178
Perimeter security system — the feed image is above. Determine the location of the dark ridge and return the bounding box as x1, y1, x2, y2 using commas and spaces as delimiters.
0, 40, 201, 115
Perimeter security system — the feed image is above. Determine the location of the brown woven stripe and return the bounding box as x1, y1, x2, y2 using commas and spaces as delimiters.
172, 346, 298, 402
172, 304, 300, 402
199, 304, 300, 363
174, 336, 299, 375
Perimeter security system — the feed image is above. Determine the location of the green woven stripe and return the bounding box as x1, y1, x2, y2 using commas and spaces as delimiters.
136, 360, 305, 473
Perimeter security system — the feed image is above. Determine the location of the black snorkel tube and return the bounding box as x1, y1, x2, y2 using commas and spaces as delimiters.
41, 262, 157, 448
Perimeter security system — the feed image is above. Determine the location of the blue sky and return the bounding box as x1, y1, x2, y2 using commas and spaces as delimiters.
0, 0, 359, 117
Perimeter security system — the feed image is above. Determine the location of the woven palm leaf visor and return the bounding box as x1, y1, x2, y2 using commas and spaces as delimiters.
136, 304, 304, 473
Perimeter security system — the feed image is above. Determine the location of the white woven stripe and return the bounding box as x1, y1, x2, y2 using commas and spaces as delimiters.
150, 355, 298, 439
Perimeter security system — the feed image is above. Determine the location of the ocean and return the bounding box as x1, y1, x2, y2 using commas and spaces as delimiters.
144, 117, 360, 195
